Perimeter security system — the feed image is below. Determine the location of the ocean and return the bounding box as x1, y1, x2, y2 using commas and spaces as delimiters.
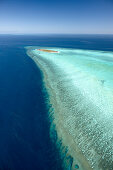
0, 34, 113, 170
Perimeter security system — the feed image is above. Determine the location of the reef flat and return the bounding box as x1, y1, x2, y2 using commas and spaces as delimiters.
26, 46, 113, 170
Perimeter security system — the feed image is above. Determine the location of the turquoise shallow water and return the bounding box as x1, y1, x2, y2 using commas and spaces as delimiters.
34, 48, 113, 88
27, 46, 113, 170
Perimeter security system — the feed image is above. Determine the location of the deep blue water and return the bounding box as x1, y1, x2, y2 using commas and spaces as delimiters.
0, 34, 113, 170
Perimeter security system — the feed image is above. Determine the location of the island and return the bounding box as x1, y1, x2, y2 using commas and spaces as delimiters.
37, 49, 59, 53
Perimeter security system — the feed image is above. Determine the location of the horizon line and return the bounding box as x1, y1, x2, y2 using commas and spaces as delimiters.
0, 33, 113, 36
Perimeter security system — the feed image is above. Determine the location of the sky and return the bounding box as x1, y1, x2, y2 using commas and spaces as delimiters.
0, 0, 113, 34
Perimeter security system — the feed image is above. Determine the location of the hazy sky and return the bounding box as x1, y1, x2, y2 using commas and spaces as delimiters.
0, 0, 113, 34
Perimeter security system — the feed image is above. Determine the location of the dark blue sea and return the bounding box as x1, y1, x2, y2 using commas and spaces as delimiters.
0, 34, 113, 170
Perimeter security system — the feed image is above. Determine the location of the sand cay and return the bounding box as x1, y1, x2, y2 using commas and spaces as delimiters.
26, 46, 113, 170
37, 49, 59, 53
